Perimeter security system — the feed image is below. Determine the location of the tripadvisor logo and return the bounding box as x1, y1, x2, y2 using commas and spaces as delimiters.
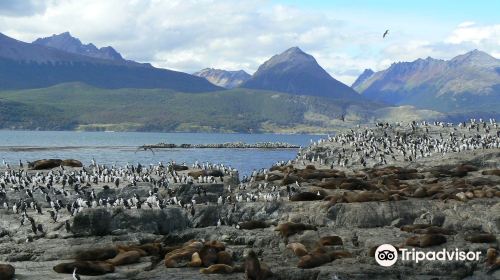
375, 244, 482, 267
375, 244, 398, 267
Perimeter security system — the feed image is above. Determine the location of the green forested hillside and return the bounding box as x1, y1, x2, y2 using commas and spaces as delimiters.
0, 83, 383, 133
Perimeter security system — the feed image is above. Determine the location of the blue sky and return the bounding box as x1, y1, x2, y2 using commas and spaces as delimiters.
0, 0, 498, 84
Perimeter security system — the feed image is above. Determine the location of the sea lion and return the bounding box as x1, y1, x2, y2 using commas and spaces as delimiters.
0, 264, 15, 280
396, 173, 424, 180
188, 252, 202, 267
413, 187, 428, 198
61, 159, 83, 167
413, 226, 456, 235
464, 233, 497, 243
75, 247, 119, 261
290, 192, 324, 201
328, 250, 352, 260
164, 241, 203, 268
275, 222, 317, 238
400, 224, 432, 233
200, 264, 233, 274
297, 252, 331, 269
286, 243, 308, 257
204, 240, 225, 251
28, 159, 62, 170
187, 169, 223, 178
216, 251, 233, 266
482, 169, 500, 176
245, 250, 261, 280
319, 236, 343, 246
171, 164, 189, 171
116, 245, 147, 256
105, 250, 142, 266
238, 220, 269, 230
405, 234, 447, 247
53, 261, 115, 276
487, 247, 497, 265
118, 243, 162, 256
342, 191, 388, 203
266, 173, 284, 181
200, 246, 218, 267
473, 190, 486, 198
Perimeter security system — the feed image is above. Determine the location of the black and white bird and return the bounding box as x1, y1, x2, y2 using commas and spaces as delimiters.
73, 267, 81, 280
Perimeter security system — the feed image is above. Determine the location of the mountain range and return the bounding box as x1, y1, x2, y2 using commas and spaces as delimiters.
0, 31, 498, 132
0, 32, 220, 92
353, 50, 500, 113
193, 68, 251, 88
33, 32, 125, 61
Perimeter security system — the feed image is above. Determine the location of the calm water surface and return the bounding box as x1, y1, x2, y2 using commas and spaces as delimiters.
0, 131, 322, 175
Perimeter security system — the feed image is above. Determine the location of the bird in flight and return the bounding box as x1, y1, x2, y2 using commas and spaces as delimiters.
383, 29, 389, 38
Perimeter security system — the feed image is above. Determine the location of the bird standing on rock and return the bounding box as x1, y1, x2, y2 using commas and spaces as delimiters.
73, 267, 81, 280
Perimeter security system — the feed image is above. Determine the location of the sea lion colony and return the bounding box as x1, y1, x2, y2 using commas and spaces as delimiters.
0, 119, 499, 279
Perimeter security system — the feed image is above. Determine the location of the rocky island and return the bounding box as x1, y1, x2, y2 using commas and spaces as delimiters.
0, 120, 499, 280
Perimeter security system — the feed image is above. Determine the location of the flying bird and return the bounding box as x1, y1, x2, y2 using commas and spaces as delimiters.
383, 29, 389, 38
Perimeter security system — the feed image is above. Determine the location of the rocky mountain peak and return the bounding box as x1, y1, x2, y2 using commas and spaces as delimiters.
33, 32, 124, 61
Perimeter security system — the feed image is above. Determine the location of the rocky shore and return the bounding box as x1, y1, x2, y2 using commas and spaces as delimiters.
140, 141, 300, 149
0, 120, 499, 279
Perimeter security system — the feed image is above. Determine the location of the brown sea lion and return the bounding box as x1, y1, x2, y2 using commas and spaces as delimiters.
286, 243, 308, 257
106, 250, 142, 266
204, 240, 226, 251
53, 261, 114, 275
465, 233, 497, 243
200, 264, 233, 274
164, 241, 203, 268
405, 234, 447, 248
200, 246, 218, 267
413, 187, 428, 198
0, 264, 15, 280
238, 220, 269, 230
485, 247, 500, 274
266, 173, 284, 181
187, 169, 223, 178
297, 252, 331, 269
216, 251, 233, 266
245, 250, 261, 280
397, 173, 424, 180
123, 243, 162, 256
116, 245, 147, 256
400, 224, 432, 232
328, 250, 352, 260
188, 252, 202, 267
487, 247, 497, 265
75, 247, 119, 261
482, 169, 500, 176
343, 191, 388, 203
275, 222, 317, 238
413, 226, 456, 235
319, 236, 343, 246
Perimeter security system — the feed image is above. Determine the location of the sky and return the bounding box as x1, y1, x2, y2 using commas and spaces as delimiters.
0, 0, 499, 85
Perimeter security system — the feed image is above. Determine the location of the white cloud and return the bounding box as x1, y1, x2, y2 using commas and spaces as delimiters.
446, 22, 500, 45
0, 1, 498, 85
